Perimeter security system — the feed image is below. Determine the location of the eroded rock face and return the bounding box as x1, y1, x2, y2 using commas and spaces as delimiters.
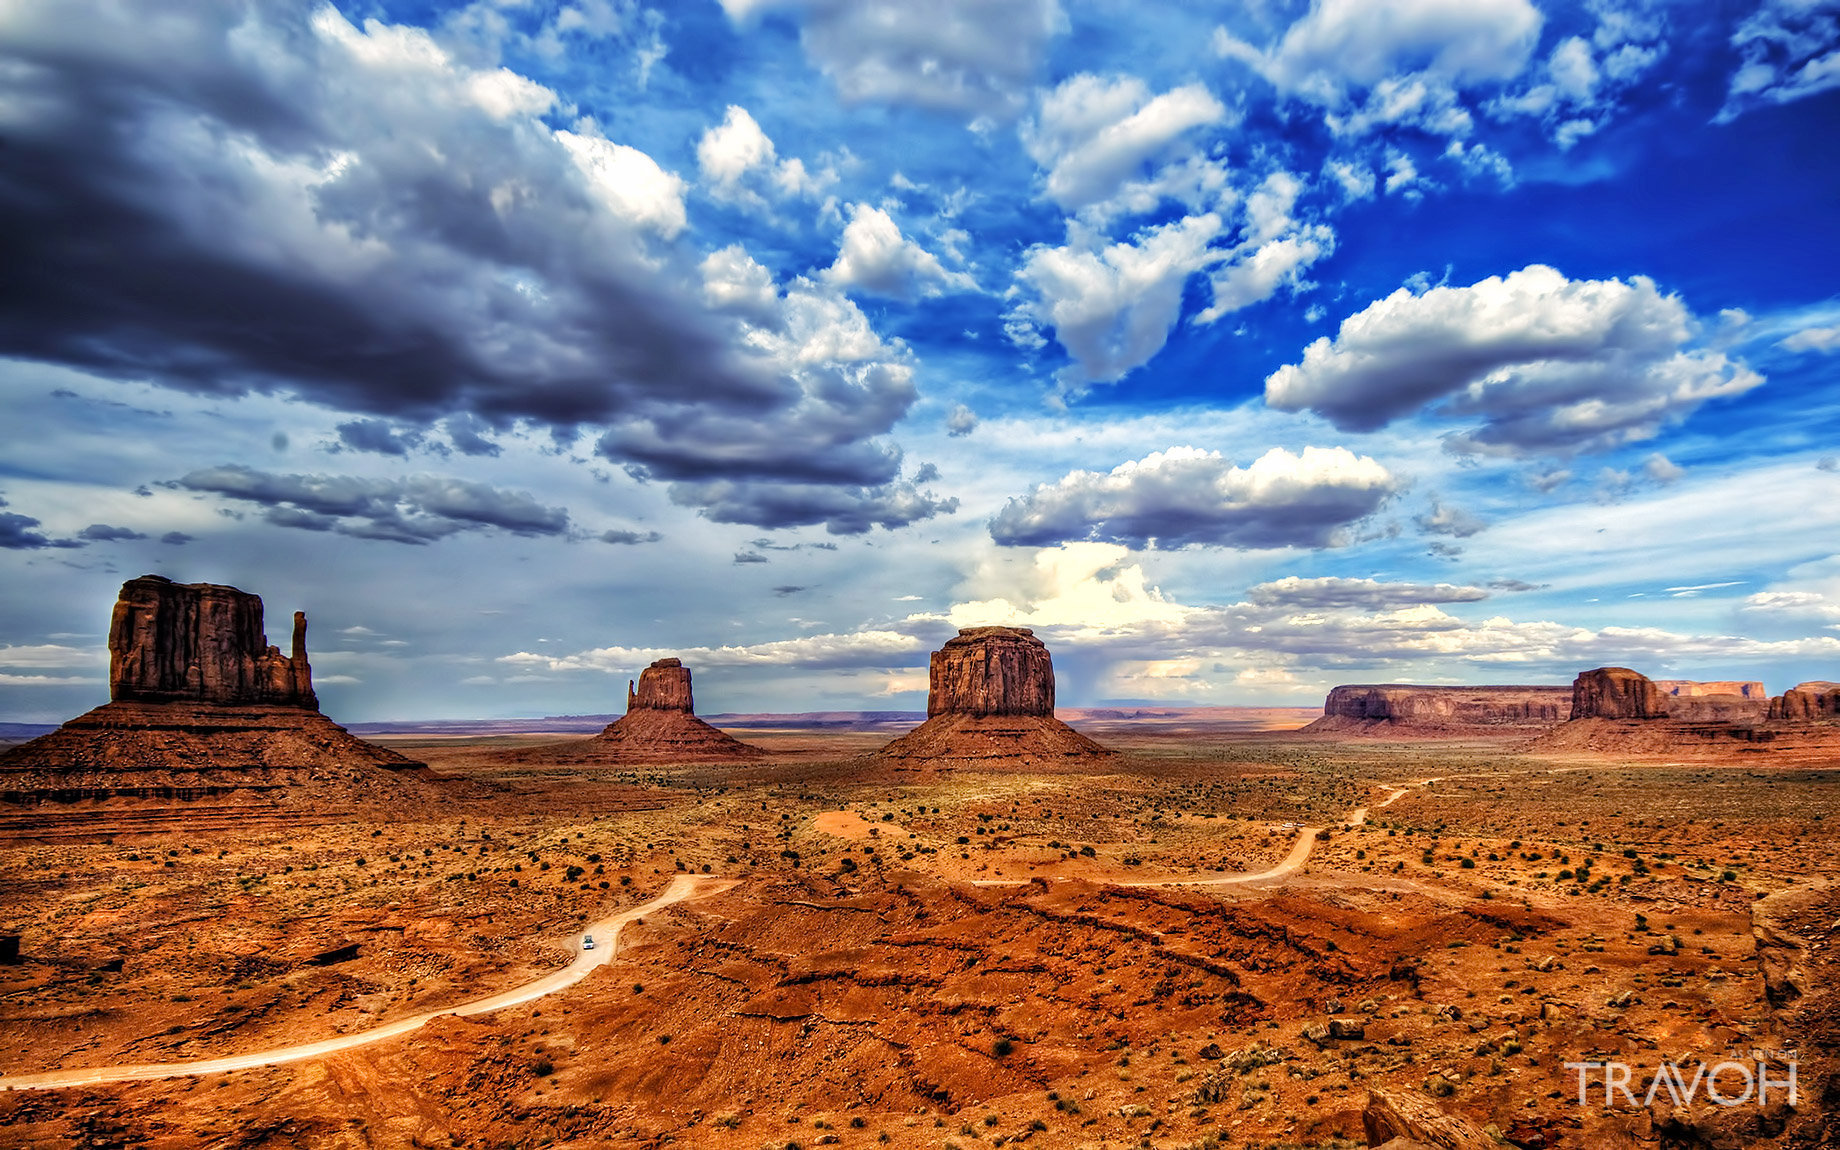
928, 627, 1054, 718
629, 658, 694, 713
1770, 681, 1840, 721
1656, 679, 1767, 699
1319, 685, 1569, 728
1569, 667, 1667, 720
109, 575, 315, 710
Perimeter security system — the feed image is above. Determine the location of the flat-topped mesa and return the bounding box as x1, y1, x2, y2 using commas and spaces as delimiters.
109, 575, 316, 710
1570, 666, 1773, 722
628, 658, 694, 713
929, 626, 1054, 717
1771, 681, 1840, 722
1570, 667, 1668, 720
1656, 679, 1768, 699
1316, 684, 1570, 729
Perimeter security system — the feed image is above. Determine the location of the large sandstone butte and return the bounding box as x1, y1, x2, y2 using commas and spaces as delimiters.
873, 627, 1111, 767
1303, 684, 1570, 734
1770, 681, 1840, 721
1570, 667, 1769, 722
0, 576, 433, 807
522, 658, 766, 764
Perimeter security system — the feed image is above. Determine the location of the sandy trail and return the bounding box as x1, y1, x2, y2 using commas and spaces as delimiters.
3, 873, 735, 1092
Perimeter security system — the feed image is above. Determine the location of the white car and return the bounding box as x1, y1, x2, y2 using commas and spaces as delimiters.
582, 935, 595, 950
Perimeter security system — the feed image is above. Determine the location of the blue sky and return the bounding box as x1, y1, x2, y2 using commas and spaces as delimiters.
3, 0, 1839, 722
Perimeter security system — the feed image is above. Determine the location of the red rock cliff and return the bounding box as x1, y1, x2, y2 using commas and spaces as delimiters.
629, 658, 694, 713
1570, 667, 1668, 720
108, 575, 316, 709
1320, 685, 1570, 727
1770, 681, 1840, 721
1655, 679, 1768, 699
928, 627, 1055, 717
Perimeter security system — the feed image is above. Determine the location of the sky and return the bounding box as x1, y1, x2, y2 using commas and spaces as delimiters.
2, 0, 1839, 723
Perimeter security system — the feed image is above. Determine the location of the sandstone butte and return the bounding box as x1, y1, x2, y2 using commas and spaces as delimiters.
519, 658, 766, 764
872, 627, 1111, 767
1569, 666, 1786, 723
0, 575, 429, 805
1302, 684, 1572, 733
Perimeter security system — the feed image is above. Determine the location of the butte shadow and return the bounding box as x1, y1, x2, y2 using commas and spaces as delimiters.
508, 658, 768, 765
0, 575, 448, 809
870, 626, 1112, 770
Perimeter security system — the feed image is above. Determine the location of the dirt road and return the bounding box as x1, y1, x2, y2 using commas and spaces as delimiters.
3, 873, 734, 1092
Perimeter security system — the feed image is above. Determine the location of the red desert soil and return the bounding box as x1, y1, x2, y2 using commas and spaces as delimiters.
0, 714, 1834, 1150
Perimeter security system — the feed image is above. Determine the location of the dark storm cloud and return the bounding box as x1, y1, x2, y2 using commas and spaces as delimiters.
989, 446, 1397, 550
0, 1, 934, 531
734, 550, 770, 564
678, 479, 959, 535
334, 419, 421, 457
77, 524, 148, 542
160, 531, 194, 546
176, 464, 569, 545
0, 497, 82, 550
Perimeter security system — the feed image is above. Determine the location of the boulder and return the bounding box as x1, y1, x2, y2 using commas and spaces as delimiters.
874, 628, 1110, 767
109, 575, 315, 709
1361, 1088, 1497, 1150
1569, 666, 1668, 719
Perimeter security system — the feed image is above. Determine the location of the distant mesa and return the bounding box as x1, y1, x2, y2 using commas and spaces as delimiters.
519, 658, 767, 764
872, 627, 1112, 768
0, 575, 437, 808
1303, 684, 1571, 734
1770, 681, 1840, 722
1569, 666, 1770, 723
1530, 665, 1840, 754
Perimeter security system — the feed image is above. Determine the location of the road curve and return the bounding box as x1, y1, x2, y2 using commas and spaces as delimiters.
3, 873, 735, 1092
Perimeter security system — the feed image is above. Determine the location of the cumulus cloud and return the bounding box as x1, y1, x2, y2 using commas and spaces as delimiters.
599, 528, 663, 545
1195, 171, 1334, 324
1247, 575, 1489, 609
717, 0, 1065, 119
1717, 0, 1840, 122
696, 105, 832, 207
946, 404, 979, 437
335, 419, 422, 457
0, 497, 82, 550
1264, 265, 1764, 455
1488, 7, 1668, 148
77, 523, 148, 542
1216, 0, 1543, 136
823, 205, 975, 300
176, 465, 570, 545
1013, 214, 1222, 391
988, 445, 1398, 550
0, 2, 931, 532
1023, 74, 1229, 215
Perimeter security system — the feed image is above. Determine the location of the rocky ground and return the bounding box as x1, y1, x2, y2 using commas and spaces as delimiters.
0, 718, 1835, 1149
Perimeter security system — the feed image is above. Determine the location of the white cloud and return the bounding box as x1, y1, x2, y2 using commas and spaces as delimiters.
823, 204, 976, 300
502, 629, 928, 672
1014, 213, 1222, 392
946, 404, 980, 436
1781, 323, 1840, 353
1264, 264, 1765, 455
554, 129, 687, 239
1416, 500, 1487, 537
1643, 453, 1685, 484
1216, 0, 1543, 136
1488, 8, 1668, 148
1024, 74, 1229, 214
718, 0, 1065, 119
695, 105, 833, 207
988, 445, 1399, 549
1718, 0, 1840, 122
1247, 576, 1490, 609
1196, 170, 1334, 324
0, 643, 106, 670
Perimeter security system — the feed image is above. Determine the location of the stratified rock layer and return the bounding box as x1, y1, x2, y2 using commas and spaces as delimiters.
928, 627, 1055, 717
529, 659, 765, 764
1305, 685, 1570, 733
1770, 681, 1840, 722
1655, 679, 1768, 699
874, 628, 1110, 767
0, 575, 436, 806
1569, 667, 1669, 720
110, 575, 315, 709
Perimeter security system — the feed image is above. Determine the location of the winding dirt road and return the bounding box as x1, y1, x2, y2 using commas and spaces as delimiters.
3, 873, 735, 1092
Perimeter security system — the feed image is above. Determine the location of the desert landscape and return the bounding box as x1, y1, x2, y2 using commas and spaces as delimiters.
0, 578, 1835, 1150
